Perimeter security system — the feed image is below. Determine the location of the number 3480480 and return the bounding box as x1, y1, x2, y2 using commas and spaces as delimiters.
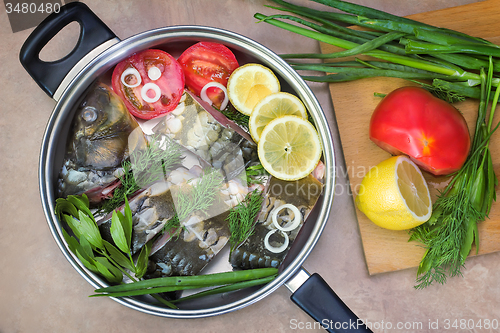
5, 3, 61, 14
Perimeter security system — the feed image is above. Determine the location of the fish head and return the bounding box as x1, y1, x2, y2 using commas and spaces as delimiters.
70, 82, 140, 169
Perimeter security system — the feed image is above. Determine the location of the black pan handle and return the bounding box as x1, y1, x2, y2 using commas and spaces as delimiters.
19, 2, 117, 97
287, 268, 373, 333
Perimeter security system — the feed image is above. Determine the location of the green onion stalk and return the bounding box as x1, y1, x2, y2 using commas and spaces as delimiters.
255, 0, 500, 102
91, 268, 278, 300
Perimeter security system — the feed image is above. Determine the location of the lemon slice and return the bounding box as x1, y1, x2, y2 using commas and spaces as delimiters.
227, 63, 280, 115
249, 92, 308, 142
258, 115, 322, 181
355, 155, 432, 230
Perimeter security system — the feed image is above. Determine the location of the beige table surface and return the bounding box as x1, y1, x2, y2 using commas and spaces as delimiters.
1, 1, 499, 332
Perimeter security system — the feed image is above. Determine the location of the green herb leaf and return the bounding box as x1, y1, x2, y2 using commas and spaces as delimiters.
486, 150, 497, 214
79, 235, 95, 259
64, 215, 82, 240
67, 195, 94, 222
219, 104, 250, 129
62, 228, 80, 255
135, 241, 151, 279
174, 169, 224, 222
55, 198, 78, 220
103, 240, 135, 272
460, 218, 475, 264
110, 210, 129, 254
93, 257, 123, 284
123, 197, 133, 248
78, 211, 104, 250
74, 238, 99, 274
75, 248, 99, 274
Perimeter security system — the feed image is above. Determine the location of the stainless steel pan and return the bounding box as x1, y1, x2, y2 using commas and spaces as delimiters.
20, 3, 371, 332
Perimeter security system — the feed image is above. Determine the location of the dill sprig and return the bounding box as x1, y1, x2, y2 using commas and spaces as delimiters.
156, 169, 224, 240
409, 58, 500, 289
410, 185, 483, 288
219, 104, 250, 130
129, 134, 184, 189
174, 169, 225, 222
227, 190, 264, 254
97, 134, 183, 214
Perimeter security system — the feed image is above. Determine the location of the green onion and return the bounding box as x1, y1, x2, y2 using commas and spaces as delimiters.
257, 0, 500, 95
92, 268, 278, 297
254, 13, 481, 82
170, 275, 277, 304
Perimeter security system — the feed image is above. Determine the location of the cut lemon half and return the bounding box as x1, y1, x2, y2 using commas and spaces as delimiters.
355, 155, 432, 230
227, 63, 280, 115
249, 92, 308, 142
258, 115, 322, 181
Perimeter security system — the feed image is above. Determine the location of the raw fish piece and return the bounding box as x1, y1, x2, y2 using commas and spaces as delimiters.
97, 139, 208, 254
146, 209, 231, 277
57, 82, 140, 200
229, 174, 323, 269
152, 91, 258, 182
97, 180, 175, 254
145, 173, 246, 277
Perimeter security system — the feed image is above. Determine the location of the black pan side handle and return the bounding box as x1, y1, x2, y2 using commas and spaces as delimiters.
19, 2, 116, 97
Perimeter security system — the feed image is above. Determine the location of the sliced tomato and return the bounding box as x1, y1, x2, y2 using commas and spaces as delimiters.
178, 42, 239, 108
111, 49, 185, 120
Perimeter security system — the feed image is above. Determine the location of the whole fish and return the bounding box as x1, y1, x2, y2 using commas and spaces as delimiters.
57, 82, 140, 202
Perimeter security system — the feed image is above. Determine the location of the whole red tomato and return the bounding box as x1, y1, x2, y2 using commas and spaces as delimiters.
369, 86, 471, 176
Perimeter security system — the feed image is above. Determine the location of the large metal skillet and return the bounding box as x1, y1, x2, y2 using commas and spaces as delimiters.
20, 3, 371, 332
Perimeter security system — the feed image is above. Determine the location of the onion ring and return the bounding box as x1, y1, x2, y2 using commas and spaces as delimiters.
200, 82, 229, 110
141, 83, 161, 103
264, 229, 289, 253
120, 67, 142, 88
148, 66, 162, 81
272, 204, 302, 232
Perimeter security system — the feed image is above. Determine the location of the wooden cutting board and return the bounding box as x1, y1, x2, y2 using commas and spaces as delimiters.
321, 0, 500, 275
